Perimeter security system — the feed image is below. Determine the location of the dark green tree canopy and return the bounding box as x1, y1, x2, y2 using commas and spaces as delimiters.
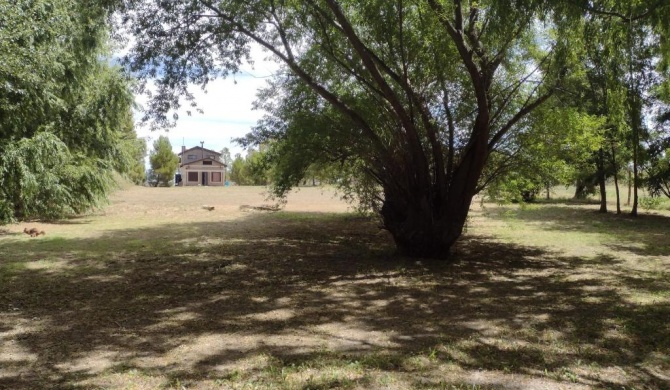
0, 0, 144, 223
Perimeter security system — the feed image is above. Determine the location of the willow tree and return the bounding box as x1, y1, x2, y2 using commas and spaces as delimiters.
118, 0, 581, 258
0, 0, 143, 222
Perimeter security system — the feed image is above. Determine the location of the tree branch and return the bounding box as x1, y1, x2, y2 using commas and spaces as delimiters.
320, 0, 430, 185
490, 49, 555, 125
488, 89, 555, 150
196, 0, 391, 162
426, 0, 488, 115
569, 0, 665, 22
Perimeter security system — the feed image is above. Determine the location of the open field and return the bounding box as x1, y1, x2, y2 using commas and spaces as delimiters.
1, 185, 669, 389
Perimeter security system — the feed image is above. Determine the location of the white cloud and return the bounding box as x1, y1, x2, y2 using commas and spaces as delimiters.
136, 77, 264, 158
134, 45, 281, 161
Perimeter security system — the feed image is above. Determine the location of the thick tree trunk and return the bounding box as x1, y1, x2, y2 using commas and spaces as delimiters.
598, 178, 607, 212
381, 183, 478, 259
382, 121, 489, 259
381, 196, 468, 259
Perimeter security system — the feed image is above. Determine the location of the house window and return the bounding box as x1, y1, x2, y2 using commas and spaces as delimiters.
211, 172, 222, 182
203, 160, 212, 165
187, 172, 198, 182
188, 154, 196, 160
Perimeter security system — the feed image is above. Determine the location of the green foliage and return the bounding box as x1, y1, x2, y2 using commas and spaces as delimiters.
229, 154, 245, 185
484, 105, 605, 203
0, 133, 112, 222
228, 150, 270, 186
646, 148, 670, 199
124, 137, 147, 185
576, 0, 670, 213
149, 136, 178, 186
486, 174, 541, 204
0, 0, 111, 141
0, 0, 73, 139
244, 149, 270, 186
237, 78, 375, 205
0, 0, 143, 223
117, 0, 670, 257
486, 0, 670, 210
639, 196, 663, 211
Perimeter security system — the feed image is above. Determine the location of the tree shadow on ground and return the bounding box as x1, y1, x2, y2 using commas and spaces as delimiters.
482, 204, 670, 257
0, 212, 668, 389
536, 197, 602, 206
0, 229, 21, 237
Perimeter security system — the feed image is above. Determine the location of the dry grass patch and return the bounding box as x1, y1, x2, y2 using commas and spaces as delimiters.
0, 186, 668, 389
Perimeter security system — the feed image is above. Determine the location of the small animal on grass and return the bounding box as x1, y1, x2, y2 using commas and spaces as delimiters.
23, 227, 45, 237
23, 227, 38, 236
202, 205, 215, 211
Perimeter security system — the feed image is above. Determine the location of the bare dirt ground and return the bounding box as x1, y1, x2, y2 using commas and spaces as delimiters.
0, 186, 668, 389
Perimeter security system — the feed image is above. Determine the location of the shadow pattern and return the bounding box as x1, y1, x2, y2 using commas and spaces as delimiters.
0, 211, 668, 389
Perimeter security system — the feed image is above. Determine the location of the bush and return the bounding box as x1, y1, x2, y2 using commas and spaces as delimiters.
486, 175, 542, 204
639, 196, 663, 211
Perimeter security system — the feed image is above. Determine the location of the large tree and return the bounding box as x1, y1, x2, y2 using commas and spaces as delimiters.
117, 0, 597, 258
0, 0, 143, 223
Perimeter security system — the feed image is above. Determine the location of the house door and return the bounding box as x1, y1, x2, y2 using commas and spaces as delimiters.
201, 172, 208, 186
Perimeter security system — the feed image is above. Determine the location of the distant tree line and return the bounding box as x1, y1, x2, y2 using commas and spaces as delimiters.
227, 146, 345, 188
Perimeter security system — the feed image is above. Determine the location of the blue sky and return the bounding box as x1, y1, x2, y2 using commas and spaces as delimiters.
134, 49, 279, 162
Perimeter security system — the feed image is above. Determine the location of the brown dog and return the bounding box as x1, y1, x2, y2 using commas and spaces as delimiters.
23, 227, 45, 237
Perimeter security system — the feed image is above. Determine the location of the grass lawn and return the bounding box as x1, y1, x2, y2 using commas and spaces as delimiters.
0, 185, 668, 390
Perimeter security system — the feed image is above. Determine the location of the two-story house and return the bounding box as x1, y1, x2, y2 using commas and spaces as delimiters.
178, 145, 227, 186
